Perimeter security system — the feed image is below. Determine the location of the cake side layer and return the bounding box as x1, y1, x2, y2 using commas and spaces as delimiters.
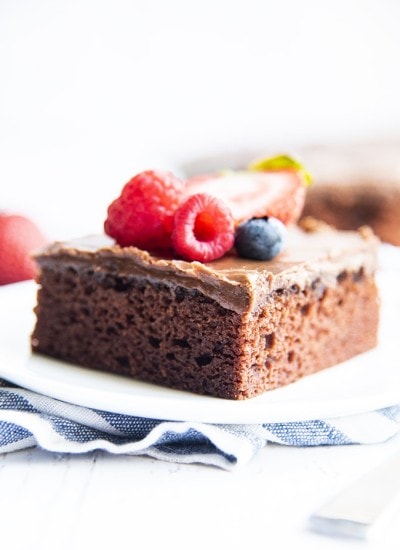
31, 262, 245, 399
239, 268, 379, 398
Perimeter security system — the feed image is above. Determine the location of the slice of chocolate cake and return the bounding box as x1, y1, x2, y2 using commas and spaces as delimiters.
31, 219, 379, 400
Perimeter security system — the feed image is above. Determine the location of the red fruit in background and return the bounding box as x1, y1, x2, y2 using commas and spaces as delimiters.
104, 170, 185, 251
0, 214, 48, 285
184, 156, 312, 226
172, 193, 234, 262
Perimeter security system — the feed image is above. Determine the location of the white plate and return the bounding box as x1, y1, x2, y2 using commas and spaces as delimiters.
0, 260, 399, 424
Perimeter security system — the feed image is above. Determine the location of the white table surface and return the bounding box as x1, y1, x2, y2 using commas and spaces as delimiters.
2, 433, 400, 550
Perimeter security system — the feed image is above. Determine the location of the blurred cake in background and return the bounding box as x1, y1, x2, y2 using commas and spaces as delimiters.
299, 141, 400, 246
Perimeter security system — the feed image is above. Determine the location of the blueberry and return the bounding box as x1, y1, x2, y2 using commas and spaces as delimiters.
234, 217, 286, 261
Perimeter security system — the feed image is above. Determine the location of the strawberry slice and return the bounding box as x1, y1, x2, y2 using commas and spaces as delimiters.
184, 155, 311, 226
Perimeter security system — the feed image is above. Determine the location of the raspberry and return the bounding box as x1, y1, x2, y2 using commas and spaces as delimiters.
104, 170, 185, 250
172, 193, 234, 262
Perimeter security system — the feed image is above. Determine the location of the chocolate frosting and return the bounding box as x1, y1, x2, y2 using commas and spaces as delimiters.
35, 221, 379, 316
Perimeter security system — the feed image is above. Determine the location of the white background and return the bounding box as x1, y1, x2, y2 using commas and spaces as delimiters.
1, 0, 400, 239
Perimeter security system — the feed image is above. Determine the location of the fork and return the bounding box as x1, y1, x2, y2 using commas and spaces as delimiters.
309, 449, 400, 540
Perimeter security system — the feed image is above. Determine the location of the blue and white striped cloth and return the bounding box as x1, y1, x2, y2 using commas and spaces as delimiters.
1, 378, 400, 470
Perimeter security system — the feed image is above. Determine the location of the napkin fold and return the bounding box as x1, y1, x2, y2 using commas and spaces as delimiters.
1, 378, 400, 470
